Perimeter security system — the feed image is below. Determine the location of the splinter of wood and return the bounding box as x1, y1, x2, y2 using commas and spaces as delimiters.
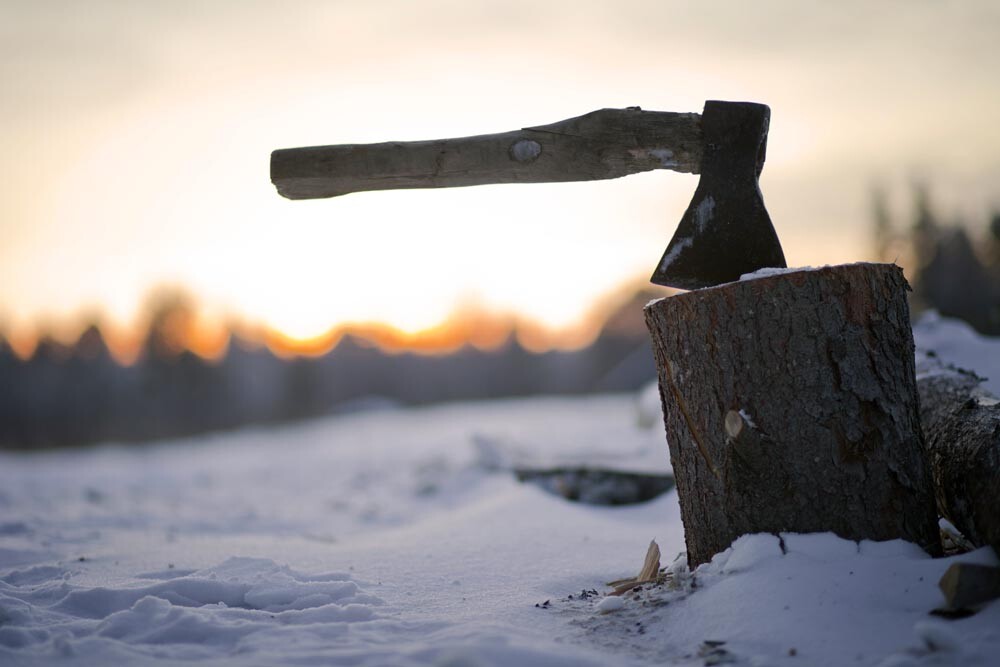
661, 354, 720, 479
606, 540, 665, 596
939, 563, 1000, 610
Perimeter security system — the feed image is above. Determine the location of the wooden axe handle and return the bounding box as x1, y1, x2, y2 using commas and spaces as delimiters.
271, 108, 702, 200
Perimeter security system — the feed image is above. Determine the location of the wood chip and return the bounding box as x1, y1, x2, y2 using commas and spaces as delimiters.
607, 540, 664, 595
939, 563, 1000, 610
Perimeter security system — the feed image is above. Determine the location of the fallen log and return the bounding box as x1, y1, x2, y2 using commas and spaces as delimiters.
514, 467, 675, 506
916, 352, 1000, 555
644, 263, 941, 567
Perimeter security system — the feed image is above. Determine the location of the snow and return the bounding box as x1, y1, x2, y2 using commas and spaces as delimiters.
2, 317, 999, 666
740, 265, 811, 280
644, 296, 666, 309
648, 149, 677, 168
738, 262, 884, 283
657, 235, 693, 270
912, 310, 1000, 394
693, 195, 715, 231
653, 198, 712, 270
596, 595, 625, 613
635, 380, 662, 429
561, 533, 998, 666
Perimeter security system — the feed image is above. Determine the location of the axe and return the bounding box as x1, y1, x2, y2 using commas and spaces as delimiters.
270, 100, 786, 289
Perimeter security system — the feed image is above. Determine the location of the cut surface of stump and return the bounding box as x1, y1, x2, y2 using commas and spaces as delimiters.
644, 263, 940, 567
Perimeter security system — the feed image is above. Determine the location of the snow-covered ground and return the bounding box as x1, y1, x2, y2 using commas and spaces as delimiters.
1, 314, 998, 666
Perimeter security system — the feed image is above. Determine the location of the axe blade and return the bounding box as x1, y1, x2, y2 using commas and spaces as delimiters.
650, 101, 786, 290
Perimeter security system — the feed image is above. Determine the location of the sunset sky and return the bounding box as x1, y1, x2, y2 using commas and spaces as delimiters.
3, 1, 999, 353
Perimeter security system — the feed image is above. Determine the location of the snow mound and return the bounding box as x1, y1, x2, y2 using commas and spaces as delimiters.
596, 595, 626, 613
570, 532, 999, 666
0, 557, 382, 661
2, 388, 999, 665
913, 310, 1000, 394
635, 380, 662, 430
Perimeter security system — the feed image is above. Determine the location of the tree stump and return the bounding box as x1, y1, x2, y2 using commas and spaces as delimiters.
916, 354, 1000, 555
644, 263, 941, 567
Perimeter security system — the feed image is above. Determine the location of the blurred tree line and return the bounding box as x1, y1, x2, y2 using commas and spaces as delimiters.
9, 186, 996, 451
873, 185, 1000, 334
0, 289, 659, 449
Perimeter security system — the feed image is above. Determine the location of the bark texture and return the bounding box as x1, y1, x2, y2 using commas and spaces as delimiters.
916, 353, 1000, 555
644, 263, 941, 567
271, 108, 702, 199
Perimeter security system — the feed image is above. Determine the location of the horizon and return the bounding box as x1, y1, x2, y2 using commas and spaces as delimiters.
2, 277, 660, 364
3, 1, 999, 352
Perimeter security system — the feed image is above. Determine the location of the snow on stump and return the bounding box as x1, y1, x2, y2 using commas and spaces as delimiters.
644, 263, 941, 567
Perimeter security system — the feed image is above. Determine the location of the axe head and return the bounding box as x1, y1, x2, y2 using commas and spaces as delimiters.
650, 101, 786, 290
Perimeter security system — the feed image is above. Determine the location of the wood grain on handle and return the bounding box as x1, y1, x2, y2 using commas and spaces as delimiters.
270, 108, 702, 200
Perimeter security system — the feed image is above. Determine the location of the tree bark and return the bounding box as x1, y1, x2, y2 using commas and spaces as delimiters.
644, 263, 941, 567
916, 353, 1000, 555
